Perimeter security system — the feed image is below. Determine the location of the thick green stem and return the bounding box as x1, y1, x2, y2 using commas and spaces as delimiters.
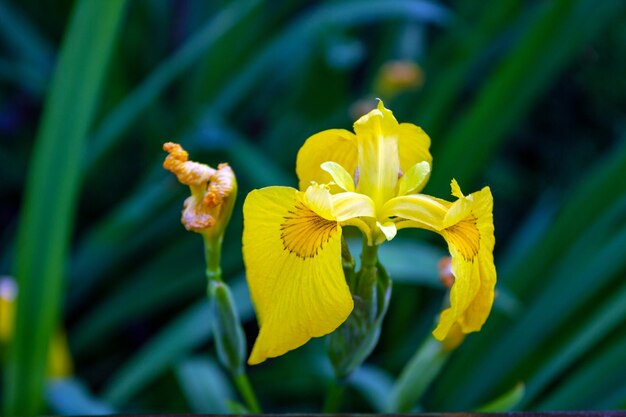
233, 371, 262, 413
360, 241, 379, 269
203, 236, 223, 282
322, 379, 345, 413
203, 236, 260, 413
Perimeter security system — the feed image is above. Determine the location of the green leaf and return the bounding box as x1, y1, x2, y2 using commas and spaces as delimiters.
348, 365, 394, 412
101, 300, 211, 406
101, 278, 253, 406
0, 1, 53, 73
433, 191, 626, 409
3, 1, 125, 415
175, 357, 234, 413
418, 0, 520, 137
427, 0, 624, 194
537, 332, 626, 410
521, 283, 626, 407
203, 0, 450, 118
476, 382, 525, 412
387, 337, 449, 412
507, 136, 626, 298
46, 378, 115, 415
86, 0, 263, 169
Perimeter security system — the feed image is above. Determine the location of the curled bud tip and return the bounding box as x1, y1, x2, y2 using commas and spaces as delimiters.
163, 142, 215, 186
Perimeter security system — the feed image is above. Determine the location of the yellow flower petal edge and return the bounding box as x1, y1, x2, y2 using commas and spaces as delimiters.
381, 181, 496, 340
295, 101, 433, 197
296, 129, 357, 192
243, 186, 354, 364
435, 185, 495, 338
353, 100, 401, 208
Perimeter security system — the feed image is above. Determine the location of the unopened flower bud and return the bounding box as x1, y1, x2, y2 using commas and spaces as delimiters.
163, 143, 237, 241
209, 281, 246, 375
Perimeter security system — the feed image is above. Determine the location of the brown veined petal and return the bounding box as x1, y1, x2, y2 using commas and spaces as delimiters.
296, 129, 357, 192
243, 186, 353, 364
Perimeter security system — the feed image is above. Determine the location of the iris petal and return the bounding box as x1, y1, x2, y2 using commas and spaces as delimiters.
397, 161, 431, 196
383, 182, 496, 340
353, 101, 400, 208
331, 192, 376, 221
296, 129, 357, 192
243, 186, 353, 364
321, 161, 356, 192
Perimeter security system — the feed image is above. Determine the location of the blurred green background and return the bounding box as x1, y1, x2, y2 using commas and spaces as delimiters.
1, 0, 626, 414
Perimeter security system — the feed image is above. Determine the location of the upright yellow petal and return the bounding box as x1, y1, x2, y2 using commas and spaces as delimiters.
397, 123, 432, 194
296, 129, 357, 192
243, 186, 354, 364
353, 100, 400, 208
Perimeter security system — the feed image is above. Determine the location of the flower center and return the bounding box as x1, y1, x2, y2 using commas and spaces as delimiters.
280, 202, 338, 259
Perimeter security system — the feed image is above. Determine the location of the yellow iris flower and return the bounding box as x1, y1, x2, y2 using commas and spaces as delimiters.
243, 100, 496, 365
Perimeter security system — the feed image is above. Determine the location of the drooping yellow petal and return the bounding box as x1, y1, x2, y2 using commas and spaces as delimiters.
353, 100, 400, 208
441, 322, 466, 351
243, 186, 353, 364
296, 129, 357, 192
380, 194, 449, 231
433, 185, 496, 339
382, 182, 496, 340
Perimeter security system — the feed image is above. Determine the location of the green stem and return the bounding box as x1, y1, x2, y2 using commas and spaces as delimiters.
233, 371, 262, 413
360, 240, 379, 269
322, 379, 344, 413
203, 236, 223, 282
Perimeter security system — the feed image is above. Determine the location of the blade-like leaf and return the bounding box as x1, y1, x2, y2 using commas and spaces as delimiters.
3, 1, 125, 414
101, 277, 253, 406
387, 337, 449, 412
175, 357, 234, 413
46, 378, 115, 415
